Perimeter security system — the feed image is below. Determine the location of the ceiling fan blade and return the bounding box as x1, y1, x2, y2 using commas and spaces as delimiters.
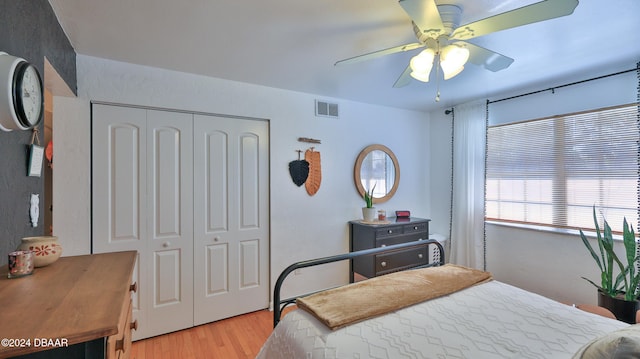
399, 0, 445, 38
450, 0, 579, 41
393, 65, 413, 88
334, 43, 423, 66
461, 42, 514, 72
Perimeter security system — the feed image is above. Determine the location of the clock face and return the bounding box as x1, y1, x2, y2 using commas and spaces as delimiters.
0, 53, 44, 131
14, 63, 43, 128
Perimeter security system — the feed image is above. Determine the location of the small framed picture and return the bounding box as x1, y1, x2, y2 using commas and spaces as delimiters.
28, 144, 44, 177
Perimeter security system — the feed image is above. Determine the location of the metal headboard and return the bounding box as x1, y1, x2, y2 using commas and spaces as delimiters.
272, 239, 445, 327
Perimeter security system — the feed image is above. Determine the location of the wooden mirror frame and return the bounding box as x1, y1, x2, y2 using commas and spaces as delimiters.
354, 144, 400, 204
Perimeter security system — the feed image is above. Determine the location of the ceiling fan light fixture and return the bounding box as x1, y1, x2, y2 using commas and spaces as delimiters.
410, 69, 431, 82
441, 64, 464, 80
440, 44, 469, 80
409, 48, 435, 82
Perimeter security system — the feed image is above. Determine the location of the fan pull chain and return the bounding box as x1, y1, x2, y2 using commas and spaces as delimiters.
435, 55, 441, 102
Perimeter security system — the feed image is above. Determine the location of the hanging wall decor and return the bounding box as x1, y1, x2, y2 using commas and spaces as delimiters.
27, 128, 44, 177
45, 141, 53, 169
305, 147, 321, 196
288, 150, 309, 187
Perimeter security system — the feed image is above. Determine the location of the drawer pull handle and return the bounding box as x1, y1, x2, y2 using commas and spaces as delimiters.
115, 338, 124, 352
387, 230, 393, 234
381, 261, 387, 267
414, 226, 418, 230
380, 244, 386, 247
129, 282, 138, 293
115, 320, 138, 351
418, 253, 424, 259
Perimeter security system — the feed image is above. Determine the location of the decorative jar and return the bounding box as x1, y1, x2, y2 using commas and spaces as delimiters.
18, 236, 63, 267
7, 250, 34, 278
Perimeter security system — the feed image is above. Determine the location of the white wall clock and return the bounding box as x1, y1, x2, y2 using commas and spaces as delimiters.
0, 52, 44, 132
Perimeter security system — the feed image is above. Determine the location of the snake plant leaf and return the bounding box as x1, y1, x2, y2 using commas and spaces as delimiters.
580, 229, 603, 272
622, 219, 640, 300
628, 256, 640, 300
288, 159, 309, 187
582, 276, 606, 294
593, 208, 607, 273
582, 206, 640, 301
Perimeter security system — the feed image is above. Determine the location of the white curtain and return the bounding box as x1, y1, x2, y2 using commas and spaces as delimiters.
449, 101, 486, 270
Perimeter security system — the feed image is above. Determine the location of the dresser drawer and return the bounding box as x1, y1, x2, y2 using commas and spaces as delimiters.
375, 226, 403, 238
404, 222, 428, 234
377, 233, 428, 247
375, 247, 428, 274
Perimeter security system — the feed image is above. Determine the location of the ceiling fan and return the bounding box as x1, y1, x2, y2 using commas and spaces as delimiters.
335, 0, 579, 92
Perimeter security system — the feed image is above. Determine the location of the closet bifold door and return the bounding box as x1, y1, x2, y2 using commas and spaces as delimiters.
93, 104, 270, 338
92, 104, 194, 340
192, 114, 270, 325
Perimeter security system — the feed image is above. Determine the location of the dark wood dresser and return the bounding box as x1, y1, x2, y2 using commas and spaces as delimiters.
349, 217, 431, 282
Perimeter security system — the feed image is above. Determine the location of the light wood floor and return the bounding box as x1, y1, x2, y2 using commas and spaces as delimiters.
130, 308, 287, 359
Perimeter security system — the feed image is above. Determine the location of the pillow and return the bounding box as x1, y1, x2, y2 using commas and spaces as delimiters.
573, 324, 640, 359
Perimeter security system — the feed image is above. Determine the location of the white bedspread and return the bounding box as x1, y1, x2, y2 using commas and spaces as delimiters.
257, 281, 627, 359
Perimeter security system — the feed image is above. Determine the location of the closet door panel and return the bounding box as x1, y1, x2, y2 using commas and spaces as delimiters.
239, 134, 260, 228
206, 243, 229, 295
144, 110, 194, 338
193, 114, 269, 325
92, 104, 148, 340
92, 104, 147, 251
205, 130, 228, 232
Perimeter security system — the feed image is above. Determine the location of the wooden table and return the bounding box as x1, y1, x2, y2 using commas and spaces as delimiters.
0, 251, 137, 358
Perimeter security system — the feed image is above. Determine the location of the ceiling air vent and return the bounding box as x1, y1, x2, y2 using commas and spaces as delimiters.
315, 100, 339, 118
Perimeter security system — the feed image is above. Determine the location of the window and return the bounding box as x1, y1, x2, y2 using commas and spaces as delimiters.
486, 104, 639, 233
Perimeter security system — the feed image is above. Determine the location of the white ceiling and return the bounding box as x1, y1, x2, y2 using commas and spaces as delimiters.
47, 0, 640, 112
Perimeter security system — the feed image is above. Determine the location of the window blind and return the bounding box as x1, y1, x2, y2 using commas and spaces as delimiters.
486, 103, 639, 233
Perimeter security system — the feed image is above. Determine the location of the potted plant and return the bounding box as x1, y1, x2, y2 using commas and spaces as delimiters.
580, 206, 640, 323
362, 183, 376, 222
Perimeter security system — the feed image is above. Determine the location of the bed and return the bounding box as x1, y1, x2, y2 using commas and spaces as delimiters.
258, 240, 640, 359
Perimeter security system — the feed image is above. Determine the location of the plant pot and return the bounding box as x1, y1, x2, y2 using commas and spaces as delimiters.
18, 236, 63, 267
598, 290, 639, 324
362, 207, 376, 222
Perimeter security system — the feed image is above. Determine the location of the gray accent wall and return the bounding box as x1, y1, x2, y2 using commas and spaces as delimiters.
0, 0, 76, 265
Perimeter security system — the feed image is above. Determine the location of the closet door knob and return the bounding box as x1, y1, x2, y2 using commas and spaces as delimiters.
163, 241, 170, 248
213, 236, 220, 242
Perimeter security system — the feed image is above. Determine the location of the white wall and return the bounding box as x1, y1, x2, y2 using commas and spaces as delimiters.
429, 66, 638, 305
486, 224, 629, 305
51, 55, 431, 301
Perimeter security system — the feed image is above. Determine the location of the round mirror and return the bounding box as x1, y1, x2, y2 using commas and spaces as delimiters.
354, 144, 400, 204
